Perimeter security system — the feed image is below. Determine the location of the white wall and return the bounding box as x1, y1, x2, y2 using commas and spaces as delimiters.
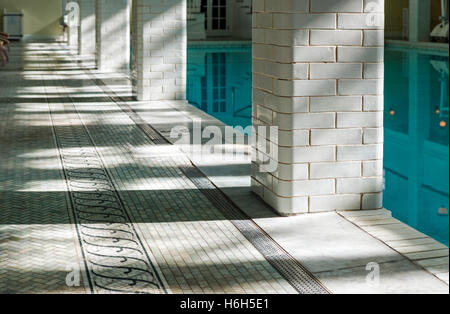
230, 0, 251, 39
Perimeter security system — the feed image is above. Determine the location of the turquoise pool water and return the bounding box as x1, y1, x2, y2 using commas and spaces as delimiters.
187, 44, 449, 245
187, 44, 252, 129
384, 47, 449, 245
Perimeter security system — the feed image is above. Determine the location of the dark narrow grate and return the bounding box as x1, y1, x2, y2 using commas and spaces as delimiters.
179, 166, 330, 294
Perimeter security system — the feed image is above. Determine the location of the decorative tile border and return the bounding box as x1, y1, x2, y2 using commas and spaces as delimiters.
45, 78, 167, 294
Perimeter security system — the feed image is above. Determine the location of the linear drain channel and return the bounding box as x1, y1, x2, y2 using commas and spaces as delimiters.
179, 166, 330, 295
77, 59, 330, 294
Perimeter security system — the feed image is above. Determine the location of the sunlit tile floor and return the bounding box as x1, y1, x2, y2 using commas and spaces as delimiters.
1, 42, 448, 294
0, 42, 303, 294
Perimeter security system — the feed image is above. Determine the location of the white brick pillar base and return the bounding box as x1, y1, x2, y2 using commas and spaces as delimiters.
251, 0, 385, 215
68, 26, 78, 48
96, 0, 130, 72
131, 0, 187, 101
78, 0, 96, 54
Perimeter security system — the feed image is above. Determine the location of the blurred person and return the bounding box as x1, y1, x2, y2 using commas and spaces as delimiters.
0, 32, 9, 66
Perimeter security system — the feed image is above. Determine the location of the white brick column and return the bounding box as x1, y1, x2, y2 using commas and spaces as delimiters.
68, 25, 79, 47
78, 0, 96, 54
251, 0, 385, 215
409, 0, 431, 42
63, 0, 78, 47
96, 0, 130, 72
131, 0, 187, 100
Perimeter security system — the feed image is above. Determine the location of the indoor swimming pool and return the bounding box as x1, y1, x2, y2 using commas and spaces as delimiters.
186, 43, 449, 245
384, 46, 449, 245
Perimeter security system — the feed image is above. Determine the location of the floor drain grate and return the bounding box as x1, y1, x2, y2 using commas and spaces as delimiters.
179, 166, 330, 294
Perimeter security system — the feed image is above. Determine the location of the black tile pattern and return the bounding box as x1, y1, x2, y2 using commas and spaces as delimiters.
46, 85, 167, 294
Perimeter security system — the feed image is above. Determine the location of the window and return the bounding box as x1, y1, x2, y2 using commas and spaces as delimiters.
211, 0, 227, 30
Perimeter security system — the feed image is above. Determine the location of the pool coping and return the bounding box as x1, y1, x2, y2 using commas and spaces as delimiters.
386, 39, 450, 55
337, 210, 449, 286
188, 39, 450, 54
188, 40, 251, 49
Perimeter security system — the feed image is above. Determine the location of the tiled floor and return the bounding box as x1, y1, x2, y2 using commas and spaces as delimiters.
0, 41, 448, 294
340, 210, 450, 286
0, 42, 300, 294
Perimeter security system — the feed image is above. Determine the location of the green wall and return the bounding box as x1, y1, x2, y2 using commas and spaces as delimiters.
0, 0, 62, 36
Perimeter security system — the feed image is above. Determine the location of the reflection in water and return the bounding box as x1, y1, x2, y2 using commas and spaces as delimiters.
187, 44, 449, 245
187, 45, 252, 129
384, 48, 449, 245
